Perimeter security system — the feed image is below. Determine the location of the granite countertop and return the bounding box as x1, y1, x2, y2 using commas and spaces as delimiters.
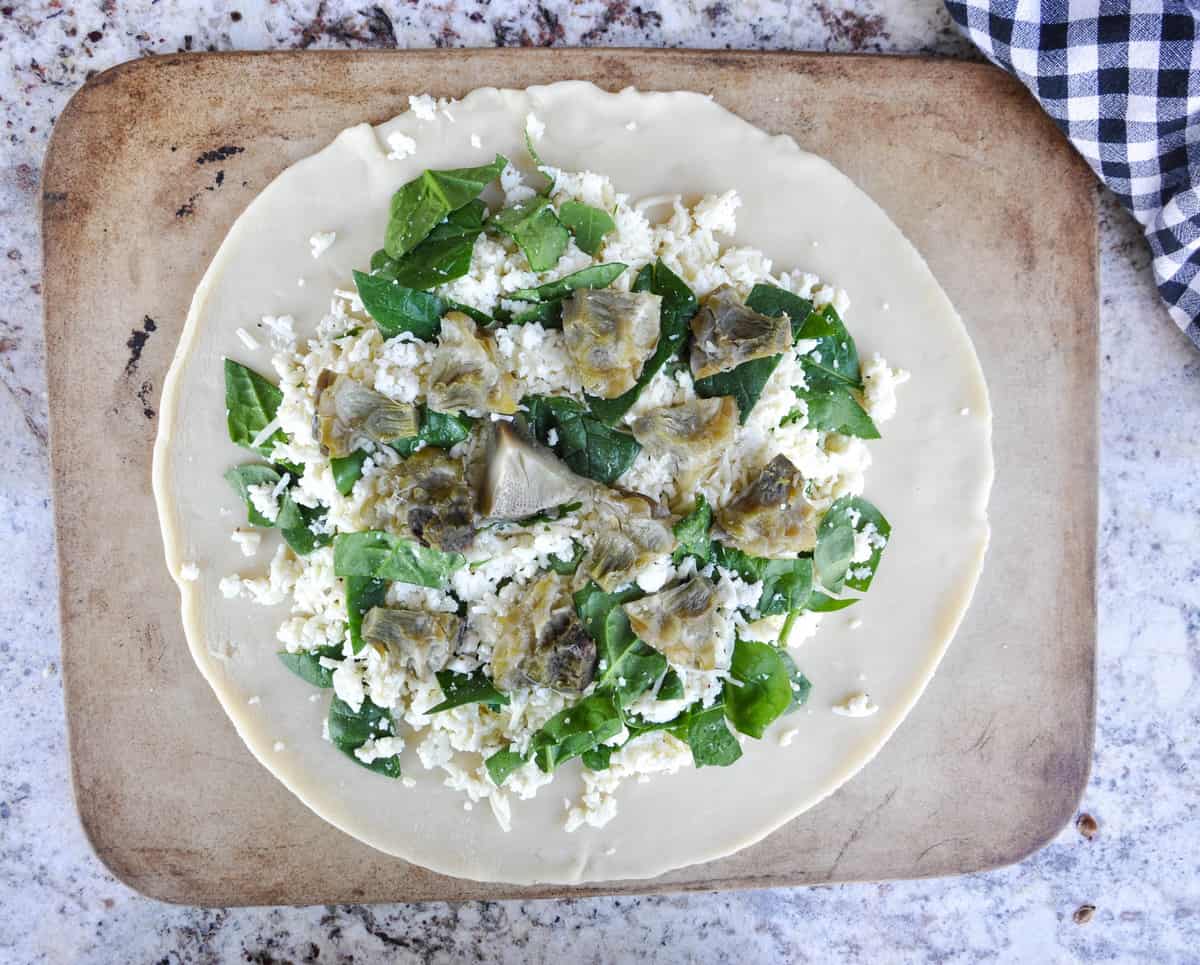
2, 1, 1196, 962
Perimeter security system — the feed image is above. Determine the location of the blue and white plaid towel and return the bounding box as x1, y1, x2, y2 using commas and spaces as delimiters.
947, 0, 1200, 346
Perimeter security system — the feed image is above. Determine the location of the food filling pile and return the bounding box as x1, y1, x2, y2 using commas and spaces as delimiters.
213, 112, 908, 832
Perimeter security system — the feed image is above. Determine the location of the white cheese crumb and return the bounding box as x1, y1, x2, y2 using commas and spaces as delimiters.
463, 801, 473, 811
402, 777, 416, 788
778, 727, 799, 747
248, 695, 261, 705
235, 327, 260, 351
297, 277, 305, 287
385, 131, 417, 161
231, 529, 262, 557
604, 846, 617, 856
260, 314, 296, 351
470, 133, 482, 149
408, 94, 437, 121
273, 741, 286, 752
882, 301, 891, 311
849, 618, 863, 630
247, 482, 281, 523
308, 693, 321, 703
546, 427, 559, 447
309, 231, 336, 260
625, 121, 637, 131
832, 692, 879, 718
960, 407, 970, 416
525, 112, 545, 141
178, 561, 200, 582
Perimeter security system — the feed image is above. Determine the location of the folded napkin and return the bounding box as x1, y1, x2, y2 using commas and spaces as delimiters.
947, 0, 1200, 346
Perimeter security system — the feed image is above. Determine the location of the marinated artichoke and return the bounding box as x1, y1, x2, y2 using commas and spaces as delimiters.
489, 573, 596, 694
375, 448, 475, 552
623, 575, 727, 671
426, 312, 519, 415
689, 285, 793, 380
477, 421, 590, 520
630, 396, 738, 509
562, 289, 662, 398
313, 371, 419, 458
585, 493, 676, 591
361, 606, 462, 675
717, 454, 818, 556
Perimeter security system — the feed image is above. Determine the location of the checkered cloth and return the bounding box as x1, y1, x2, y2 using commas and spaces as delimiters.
947, 0, 1200, 346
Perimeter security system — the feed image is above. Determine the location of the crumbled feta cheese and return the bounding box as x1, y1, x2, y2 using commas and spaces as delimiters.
832, 692, 879, 718
624, 121, 637, 131
247, 482, 281, 523
525, 111, 545, 141
273, 741, 286, 752
385, 131, 417, 161
260, 314, 296, 351
231, 529, 262, 557
178, 561, 200, 582
778, 727, 798, 747
309, 231, 336, 260
470, 133, 482, 149
248, 695, 261, 705
408, 94, 437, 121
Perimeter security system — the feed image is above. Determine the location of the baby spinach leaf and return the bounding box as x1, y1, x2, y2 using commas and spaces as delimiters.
589, 259, 698, 424
686, 702, 743, 767
485, 747, 529, 786
558, 200, 615, 256
224, 463, 282, 527
510, 263, 627, 302
575, 582, 667, 706
224, 359, 287, 458
814, 496, 858, 593
546, 539, 585, 575
491, 196, 569, 272
277, 644, 342, 689
331, 450, 369, 496
745, 284, 814, 335
383, 199, 488, 290
522, 395, 641, 485
581, 743, 614, 771
327, 696, 402, 778
777, 649, 813, 714
506, 300, 564, 329
794, 303, 862, 388
334, 531, 465, 588
530, 691, 624, 772
657, 667, 684, 701
694, 354, 784, 425
843, 497, 891, 592
276, 495, 332, 556
390, 407, 474, 458
345, 575, 388, 654
427, 669, 510, 713
384, 155, 507, 259
804, 591, 858, 612
445, 300, 493, 325
757, 558, 815, 617
791, 365, 879, 438
723, 639, 792, 739
671, 494, 713, 564
353, 271, 444, 340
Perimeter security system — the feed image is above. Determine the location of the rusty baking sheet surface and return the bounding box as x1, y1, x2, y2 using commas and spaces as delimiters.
42, 49, 1096, 905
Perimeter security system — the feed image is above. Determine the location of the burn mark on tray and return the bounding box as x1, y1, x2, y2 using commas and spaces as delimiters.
175, 168, 229, 218
137, 380, 156, 420
125, 315, 157, 375
196, 145, 243, 165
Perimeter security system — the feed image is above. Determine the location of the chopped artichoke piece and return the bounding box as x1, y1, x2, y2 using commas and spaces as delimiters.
585, 492, 676, 591
562, 289, 662, 398
630, 396, 738, 509
426, 312, 519, 415
717, 454, 818, 556
361, 606, 462, 675
314, 371, 419, 458
376, 448, 475, 552
689, 285, 793, 379
478, 421, 590, 520
623, 575, 728, 671
490, 572, 596, 694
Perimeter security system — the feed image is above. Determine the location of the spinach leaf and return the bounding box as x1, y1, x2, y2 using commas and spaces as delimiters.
331, 450, 369, 496
657, 667, 684, 701
804, 591, 859, 612
558, 200, 615, 256
757, 557, 815, 617
353, 271, 444, 340
277, 644, 342, 689
843, 497, 891, 592
530, 691, 624, 772
522, 395, 641, 486
390, 407, 474, 458
777, 649, 813, 714
384, 155, 507, 259
794, 303, 862, 387
485, 747, 528, 786
589, 259, 698, 424
427, 669, 510, 713
445, 300, 493, 325
506, 300, 564, 329
491, 196, 569, 271
224, 463, 282, 527
546, 539, 585, 576
694, 354, 784, 425
790, 365, 879, 438
723, 639, 792, 739
510, 263, 627, 302
575, 582, 667, 706
345, 575, 388, 654
276, 495, 332, 556
224, 359, 286, 458
671, 494, 713, 564
327, 696, 402, 778
512, 501, 582, 527
581, 743, 614, 771
686, 702, 743, 767
814, 496, 858, 593
745, 283, 814, 336
334, 531, 465, 588
382, 199, 488, 291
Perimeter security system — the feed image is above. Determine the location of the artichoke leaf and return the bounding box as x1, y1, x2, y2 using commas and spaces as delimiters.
622, 575, 728, 671
689, 285, 793, 380
717, 454, 818, 557
426, 312, 519, 415
314, 371, 419, 458
361, 606, 462, 675
477, 421, 591, 520
562, 289, 662, 398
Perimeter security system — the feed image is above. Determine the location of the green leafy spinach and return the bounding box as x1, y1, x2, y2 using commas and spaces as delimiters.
277, 644, 342, 689
722, 639, 792, 739
427, 669, 510, 714
383, 156, 506, 259
224, 359, 287, 459
557, 200, 615, 256
490, 195, 569, 271
522, 395, 641, 485
327, 696, 402, 777
334, 531, 465, 588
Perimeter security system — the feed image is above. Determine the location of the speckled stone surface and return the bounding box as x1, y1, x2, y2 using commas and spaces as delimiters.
1, 1, 1196, 962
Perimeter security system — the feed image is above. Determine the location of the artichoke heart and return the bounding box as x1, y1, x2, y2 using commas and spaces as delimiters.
562, 289, 662, 398
623, 575, 728, 671
717, 454, 818, 556
377, 448, 475, 553
426, 312, 518, 415
490, 572, 596, 694
478, 421, 590, 520
631, 396, 738, 508
314, 371, 419, 458
361, 606, 462, 675
689, 285, 793, 380
585, 493, 676, 591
